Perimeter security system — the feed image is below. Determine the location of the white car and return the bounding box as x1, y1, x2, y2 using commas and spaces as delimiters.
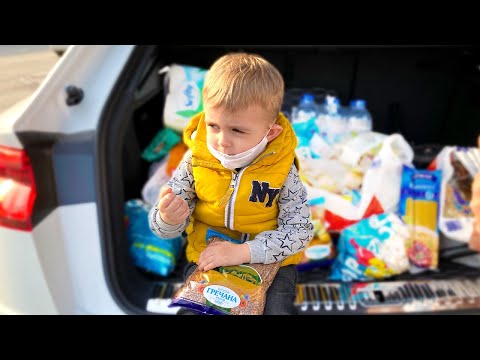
1, 45, 480, 315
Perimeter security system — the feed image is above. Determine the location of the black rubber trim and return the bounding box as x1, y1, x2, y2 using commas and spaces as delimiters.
16, 132, 60, 227
16, 131, 97, 228
96, 45, 158, 315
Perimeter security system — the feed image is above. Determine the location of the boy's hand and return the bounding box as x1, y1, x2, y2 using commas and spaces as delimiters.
470, 135, 480, 251
197, 242, 251, 271
157, 186, 189, 226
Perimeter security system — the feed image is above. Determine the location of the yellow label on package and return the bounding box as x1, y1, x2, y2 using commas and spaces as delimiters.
399, 166, 441, 270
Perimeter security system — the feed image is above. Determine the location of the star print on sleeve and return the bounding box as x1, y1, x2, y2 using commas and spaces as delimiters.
272, 251, 286, 262
279, 233, 294, 252
297, 235, 311, 251
292, 171, 300, 186
167, 152, 197, 206
246, 164, 314, 264
263, 239, 273, 252
263, 232, 274, 240
294, 204, 305, 213
180, 173, 194, 189
149, 152, 197, 239
180, 188, 196, 202
285, 213, 299, 226
280, 188, 300, 202
279, 207, 290, 218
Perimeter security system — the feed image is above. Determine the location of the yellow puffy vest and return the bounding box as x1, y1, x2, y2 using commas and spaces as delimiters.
182, 112, 303, 267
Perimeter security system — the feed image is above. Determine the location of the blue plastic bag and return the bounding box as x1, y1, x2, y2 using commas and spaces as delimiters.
125, 199, 184, 277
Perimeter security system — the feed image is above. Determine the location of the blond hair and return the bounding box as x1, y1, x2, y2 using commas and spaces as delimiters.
203, 53, 284, 121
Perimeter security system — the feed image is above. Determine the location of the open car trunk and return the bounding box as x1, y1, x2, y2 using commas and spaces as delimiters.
99, 45, 480, 314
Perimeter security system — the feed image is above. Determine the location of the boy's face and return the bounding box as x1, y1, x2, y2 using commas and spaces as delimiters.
204, 104, 281, 155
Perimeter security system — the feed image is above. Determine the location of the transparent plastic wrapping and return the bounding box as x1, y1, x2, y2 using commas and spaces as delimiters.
169, 237, 281, 315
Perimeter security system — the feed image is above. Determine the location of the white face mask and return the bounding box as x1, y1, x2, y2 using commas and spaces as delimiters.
207, 126, 272, 170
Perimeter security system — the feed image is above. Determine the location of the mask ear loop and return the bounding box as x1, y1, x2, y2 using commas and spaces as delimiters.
265, 123, 275, 141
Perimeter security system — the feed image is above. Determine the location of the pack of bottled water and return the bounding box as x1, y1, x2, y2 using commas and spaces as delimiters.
290, 93, 373, 152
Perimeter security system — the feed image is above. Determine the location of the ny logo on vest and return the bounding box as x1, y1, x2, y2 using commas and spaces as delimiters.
249, 181, 280, 207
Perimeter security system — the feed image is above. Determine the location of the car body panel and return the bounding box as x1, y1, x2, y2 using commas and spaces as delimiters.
0, 227, 58, 314
0, 97, 28, 148
0, 45, 135, 314
33, 203, 124, 315
0, 203, 125, 314
13, 45, 135, 135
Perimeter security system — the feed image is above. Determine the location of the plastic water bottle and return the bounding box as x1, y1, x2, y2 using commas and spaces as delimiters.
291, 93, 318, 124
324, 96, 348, 144
291, 93, 320, 155
348, 99, 372, 136
315, 99, 328, 141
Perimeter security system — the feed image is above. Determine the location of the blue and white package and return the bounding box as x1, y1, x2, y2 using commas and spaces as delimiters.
161, 64, 208, 132
125, 199, 185, 277
329, 213, 410, 281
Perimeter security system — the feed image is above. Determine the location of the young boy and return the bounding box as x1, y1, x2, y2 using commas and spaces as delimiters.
149, 52, 314, 315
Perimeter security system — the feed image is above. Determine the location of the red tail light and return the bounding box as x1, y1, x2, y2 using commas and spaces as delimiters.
0, 145, 37, 231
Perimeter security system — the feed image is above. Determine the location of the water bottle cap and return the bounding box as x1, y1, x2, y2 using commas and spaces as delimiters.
325, 96, 340, 105
350, 99, 366, 109
300, 93, 315, 105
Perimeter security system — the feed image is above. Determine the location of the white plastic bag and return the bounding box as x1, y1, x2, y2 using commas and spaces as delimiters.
336, 131, 387, 172
141, 156, 171, 206
302, 133, 414, 232
361, 133, 414, 213
435, 146, 480, 242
